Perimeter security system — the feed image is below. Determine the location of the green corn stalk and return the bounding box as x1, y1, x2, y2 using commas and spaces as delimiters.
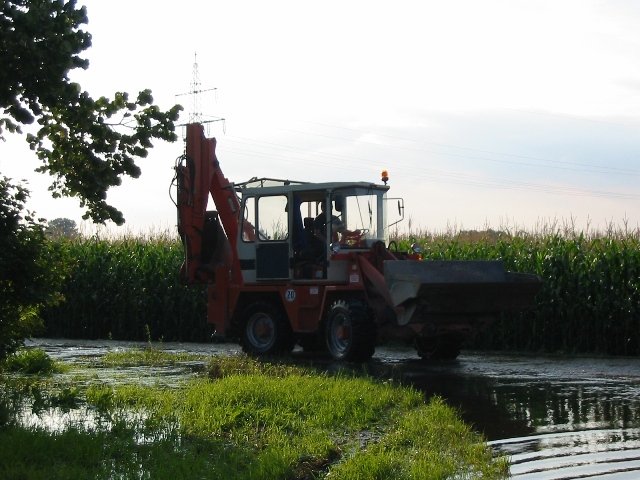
392, 225, 640, 355
40, 225, 640, 355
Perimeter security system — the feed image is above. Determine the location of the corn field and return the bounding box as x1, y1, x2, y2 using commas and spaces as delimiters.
398, 227, 640, 355
42, 234, 208, 342
41, 227, 640, 355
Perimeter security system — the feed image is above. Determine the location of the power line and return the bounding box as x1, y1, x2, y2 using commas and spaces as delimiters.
292, 121, 640, 177
219, 138, 639, 201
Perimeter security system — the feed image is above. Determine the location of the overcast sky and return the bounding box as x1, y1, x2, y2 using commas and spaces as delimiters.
2, 0, 639, 235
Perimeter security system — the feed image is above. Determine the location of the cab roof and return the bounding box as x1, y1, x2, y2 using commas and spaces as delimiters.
234, 177, 390, 197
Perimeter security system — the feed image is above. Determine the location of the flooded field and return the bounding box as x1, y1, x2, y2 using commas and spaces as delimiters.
17, 339, 640, 478
369, 349, 640, 479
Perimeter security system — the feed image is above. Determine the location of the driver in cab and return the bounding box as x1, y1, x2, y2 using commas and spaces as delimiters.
313, 201, 362, 247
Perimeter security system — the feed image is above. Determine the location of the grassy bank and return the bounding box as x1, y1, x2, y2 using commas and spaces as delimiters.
0, 348, 507, 479
40, 226, 640, 355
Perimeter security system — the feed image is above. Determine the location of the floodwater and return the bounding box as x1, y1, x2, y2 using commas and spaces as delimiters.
21, 339, 640, 478
369, 349, 640, 479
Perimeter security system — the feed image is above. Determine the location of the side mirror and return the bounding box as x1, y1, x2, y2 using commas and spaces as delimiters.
385, 197, 405, 228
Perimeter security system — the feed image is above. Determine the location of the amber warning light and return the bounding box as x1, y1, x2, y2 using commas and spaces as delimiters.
381, 169, 389, 185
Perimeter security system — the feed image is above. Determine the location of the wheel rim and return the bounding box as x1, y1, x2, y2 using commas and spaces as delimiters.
328, 311, 352, 356
246, 312, 276, 351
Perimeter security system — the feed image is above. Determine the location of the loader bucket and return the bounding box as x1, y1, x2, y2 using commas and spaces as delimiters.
383, 260, 541, 326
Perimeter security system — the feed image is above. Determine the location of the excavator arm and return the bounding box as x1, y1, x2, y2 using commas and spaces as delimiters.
175, 123, 242, 285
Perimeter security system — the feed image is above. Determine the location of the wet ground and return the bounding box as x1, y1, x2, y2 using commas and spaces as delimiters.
24, 339, 640, 479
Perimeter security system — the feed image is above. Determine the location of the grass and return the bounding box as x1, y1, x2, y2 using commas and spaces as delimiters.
1, 347, 65, 375
329, 398, 509, 479
0, 349, 508, 479
100, 347, 207, 367
0, 425, 234, 480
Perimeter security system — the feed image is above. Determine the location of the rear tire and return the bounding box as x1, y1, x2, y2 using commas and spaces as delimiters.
325, 299, 376, 362
241, 301, 294, 356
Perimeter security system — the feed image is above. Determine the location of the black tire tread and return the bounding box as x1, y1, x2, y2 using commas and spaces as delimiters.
240, 301, 293, 356
325, 299, 376, 362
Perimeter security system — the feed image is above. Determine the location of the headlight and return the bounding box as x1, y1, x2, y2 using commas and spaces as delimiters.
410, 243, 422, 254
330, 242, 341, 254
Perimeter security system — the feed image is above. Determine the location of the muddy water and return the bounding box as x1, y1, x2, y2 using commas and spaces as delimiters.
25, 339, 640, 478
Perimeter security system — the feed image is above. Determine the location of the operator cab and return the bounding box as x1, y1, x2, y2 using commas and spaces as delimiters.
235, 179, 391, 282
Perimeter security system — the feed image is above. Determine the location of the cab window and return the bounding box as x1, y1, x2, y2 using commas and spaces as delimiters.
257, 195, 289, 241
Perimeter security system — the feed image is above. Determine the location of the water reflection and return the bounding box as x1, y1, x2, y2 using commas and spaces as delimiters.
353, 350, 640, 441
363, 349, 640, 479
492, 429, 640, 479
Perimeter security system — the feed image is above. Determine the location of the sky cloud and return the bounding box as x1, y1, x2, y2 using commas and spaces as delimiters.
2, 0, 639, 234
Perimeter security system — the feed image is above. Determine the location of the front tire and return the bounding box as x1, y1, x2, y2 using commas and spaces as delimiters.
241, 301, 294, 356
325, 299, 376, 362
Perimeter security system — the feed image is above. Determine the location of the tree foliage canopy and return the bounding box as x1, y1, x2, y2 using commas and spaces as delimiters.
0, 177, 68, 360
1, 0, 182, 225
46, 217, 78, 239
